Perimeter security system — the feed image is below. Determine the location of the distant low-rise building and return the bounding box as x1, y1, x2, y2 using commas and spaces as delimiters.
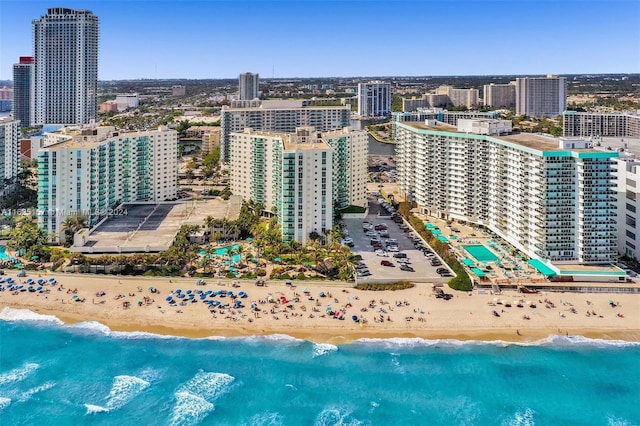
115, 94, 139, 111
99, 101, 118, 113
172, 85, 186, 97
201, 128, 221, 154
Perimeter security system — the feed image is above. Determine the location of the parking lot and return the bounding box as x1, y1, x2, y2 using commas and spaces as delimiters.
341, 193, 453, 283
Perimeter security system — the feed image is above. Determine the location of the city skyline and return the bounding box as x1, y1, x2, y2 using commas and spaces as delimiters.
1, 0, 638, 81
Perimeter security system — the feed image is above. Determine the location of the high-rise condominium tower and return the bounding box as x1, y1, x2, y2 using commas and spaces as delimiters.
33, 8, 99, 125
357, 81, 391, 117
12, 57, 35, 127
238, 72, 259, 100
515, 75, 566, 118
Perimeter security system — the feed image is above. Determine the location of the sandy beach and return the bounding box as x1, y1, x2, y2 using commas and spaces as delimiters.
0, 271, 638, 343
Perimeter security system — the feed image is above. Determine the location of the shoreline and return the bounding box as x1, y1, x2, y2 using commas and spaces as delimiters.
1, 271, 638, 344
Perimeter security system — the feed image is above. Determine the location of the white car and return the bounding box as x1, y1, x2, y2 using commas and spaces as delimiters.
387, 245, 399, 252
397, 257, 411, 264
365, 231, 377, 237
375, 250, 389, 257
386, 238, 397, 245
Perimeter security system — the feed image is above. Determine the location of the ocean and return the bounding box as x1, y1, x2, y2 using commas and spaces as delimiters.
1, 308, 638, 426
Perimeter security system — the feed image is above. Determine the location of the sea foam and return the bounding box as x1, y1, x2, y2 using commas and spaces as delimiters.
84, 404, 109, 415
17, 381, 55, 402
503, 407, 536, 426
0, 307, 63, 325
0, 362, 40, 386
105, 375, 150, 410
0, 397, 11, 411
247, 411, 284, 426
315, 405, 363, 426
170, 372, 235, 426
312, 343, 338, 358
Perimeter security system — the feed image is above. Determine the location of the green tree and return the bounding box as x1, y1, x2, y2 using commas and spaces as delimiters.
61, 214, 88, 247
7, 216, 48, 259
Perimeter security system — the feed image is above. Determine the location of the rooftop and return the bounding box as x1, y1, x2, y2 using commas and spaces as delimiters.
403, 121, 603, 152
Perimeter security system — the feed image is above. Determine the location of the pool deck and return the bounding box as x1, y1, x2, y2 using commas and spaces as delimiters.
414, 212, 635, 287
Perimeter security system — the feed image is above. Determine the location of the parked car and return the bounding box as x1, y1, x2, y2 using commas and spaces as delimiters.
399, 264, 415, 272
375, 250, 389, 257
387, 245, 399, 252
374, 224, 388, 231
436, 268, 449, 274
380, 260, 395, 267
397, 258, 411, 264
431, 260, 443, 266
365, 230, 377, 237
393, 253, 408, 259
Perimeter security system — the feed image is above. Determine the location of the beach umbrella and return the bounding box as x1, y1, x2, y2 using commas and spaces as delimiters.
26, 278, 33, 284
186, 289, 192, 294
36, 286, 42, 292
72, 294, 79, 300
165, 296, 173, 302
38, 279, 45, 285
175, 289, 182, 293
48, 277, 56, 283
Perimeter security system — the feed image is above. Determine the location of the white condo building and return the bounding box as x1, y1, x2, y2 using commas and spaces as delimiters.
357, 81, 391, 117
515, 75, 566, 118
0, 118, 21, 194
115, 94, 139, 111
238, 72, 259, 100
616, 153, 640, 261
33, 8, 99, 125
436, 86, 479, 109
395, 119, 620, 269
220, 100, 351, 162
37, 125, 178, 238
483, 83, 516, 108
563, 111, 640, 138
230, 127, 367, 244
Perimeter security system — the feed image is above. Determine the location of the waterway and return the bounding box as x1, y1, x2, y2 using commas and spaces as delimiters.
351, 118, 396, 157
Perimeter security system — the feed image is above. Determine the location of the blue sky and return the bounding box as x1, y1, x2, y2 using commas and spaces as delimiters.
1, 0, 639, 80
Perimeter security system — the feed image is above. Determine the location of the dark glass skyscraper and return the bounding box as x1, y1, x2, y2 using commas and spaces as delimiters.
12, 56, 34, 127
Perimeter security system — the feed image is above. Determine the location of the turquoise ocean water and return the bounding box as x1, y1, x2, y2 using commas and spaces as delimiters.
1, 307, 638, 426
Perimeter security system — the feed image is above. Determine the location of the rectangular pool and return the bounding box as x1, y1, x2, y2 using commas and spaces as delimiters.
463, 244, 499, 262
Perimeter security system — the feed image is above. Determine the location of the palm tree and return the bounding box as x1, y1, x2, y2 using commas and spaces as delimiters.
61, 214, 88, 247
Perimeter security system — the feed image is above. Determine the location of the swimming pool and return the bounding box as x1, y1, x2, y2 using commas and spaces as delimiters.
463, 245, 499, 262
0, 246, 11, 261
215, 244, 240, 256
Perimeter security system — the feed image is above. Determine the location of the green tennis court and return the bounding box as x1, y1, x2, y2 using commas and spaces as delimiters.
463, 244, 499, 262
